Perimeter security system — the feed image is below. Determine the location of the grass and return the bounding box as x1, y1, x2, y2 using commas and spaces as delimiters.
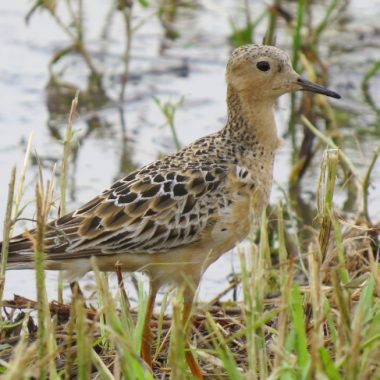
361, 59, 380, 117
1, 0, 380, 378
57, 91, 78, 303
0, 168, 16, 306
153, 96, 184, 151
0, 134, 379, 378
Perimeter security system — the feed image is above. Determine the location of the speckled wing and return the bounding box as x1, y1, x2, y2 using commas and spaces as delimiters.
32, 164, 228, 259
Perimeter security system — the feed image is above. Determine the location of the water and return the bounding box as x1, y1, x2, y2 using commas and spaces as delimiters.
1, 0, 380, 302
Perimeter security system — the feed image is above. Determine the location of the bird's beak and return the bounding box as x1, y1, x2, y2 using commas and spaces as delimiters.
296, 77, 341, 99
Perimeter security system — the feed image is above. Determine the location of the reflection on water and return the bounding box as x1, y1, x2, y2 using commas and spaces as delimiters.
0, 0, 380, 301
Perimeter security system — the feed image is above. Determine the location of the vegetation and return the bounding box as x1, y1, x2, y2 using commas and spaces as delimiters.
1, 0, 380, 379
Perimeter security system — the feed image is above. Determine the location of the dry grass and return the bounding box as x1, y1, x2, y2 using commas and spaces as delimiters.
1, 1, 380, 379
0, 180, 379, 379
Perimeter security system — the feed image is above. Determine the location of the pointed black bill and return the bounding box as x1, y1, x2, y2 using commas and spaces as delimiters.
297, 77, 341, 99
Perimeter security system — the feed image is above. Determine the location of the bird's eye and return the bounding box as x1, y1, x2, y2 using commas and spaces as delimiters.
256, 61, 270, 72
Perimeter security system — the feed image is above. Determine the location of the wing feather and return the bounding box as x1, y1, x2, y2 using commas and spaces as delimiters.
42, 164, 228, 257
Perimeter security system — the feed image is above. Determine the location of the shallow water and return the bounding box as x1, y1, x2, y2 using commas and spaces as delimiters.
1, 0, 380, 302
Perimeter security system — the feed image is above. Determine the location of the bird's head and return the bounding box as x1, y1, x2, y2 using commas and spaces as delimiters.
226, 44, 341, 102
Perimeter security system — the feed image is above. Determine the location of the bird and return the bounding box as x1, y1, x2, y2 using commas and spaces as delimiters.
1, 44, 340, 379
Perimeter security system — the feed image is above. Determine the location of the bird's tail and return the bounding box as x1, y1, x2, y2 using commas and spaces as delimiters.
0, 234, 35, 270
0, 234, 91, 281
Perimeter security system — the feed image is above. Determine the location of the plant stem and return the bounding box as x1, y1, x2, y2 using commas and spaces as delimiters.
119, 4, 133, 102
0, 167, 16, 307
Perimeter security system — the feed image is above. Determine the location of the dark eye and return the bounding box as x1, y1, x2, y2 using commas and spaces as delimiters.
256, 61, 270, 72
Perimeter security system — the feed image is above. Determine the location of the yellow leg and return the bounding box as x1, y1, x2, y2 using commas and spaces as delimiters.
183, 287, 203, 380
141, 281, 159, 367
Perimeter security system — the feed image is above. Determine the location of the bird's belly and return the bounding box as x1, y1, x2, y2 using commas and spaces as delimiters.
206, 190, 262, 262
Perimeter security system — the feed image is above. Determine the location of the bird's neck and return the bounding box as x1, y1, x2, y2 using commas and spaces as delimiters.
224, 85, 280, 152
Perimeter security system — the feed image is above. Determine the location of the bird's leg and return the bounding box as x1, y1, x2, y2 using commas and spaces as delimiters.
141, 281, 159, 367
115, 262, 130, 307
183, 285, 203, 380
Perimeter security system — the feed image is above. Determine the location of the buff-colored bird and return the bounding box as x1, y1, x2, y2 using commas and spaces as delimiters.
1, 44, 340, 378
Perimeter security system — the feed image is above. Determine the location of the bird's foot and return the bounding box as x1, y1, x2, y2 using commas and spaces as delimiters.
185, 349, 203, 379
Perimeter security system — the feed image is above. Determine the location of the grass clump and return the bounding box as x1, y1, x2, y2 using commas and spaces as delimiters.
0, 118, 380, 378
1, 2, 380, 377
